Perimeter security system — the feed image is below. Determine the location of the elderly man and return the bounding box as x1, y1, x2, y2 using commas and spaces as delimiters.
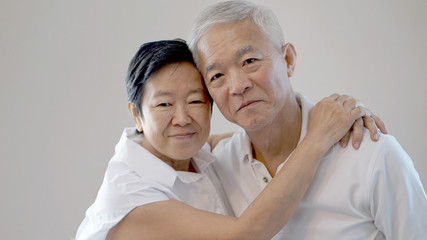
189, 1, 427, 239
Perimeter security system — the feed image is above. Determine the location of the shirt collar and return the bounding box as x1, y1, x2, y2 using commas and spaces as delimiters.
115, 128, 216, 187
115, 128, 178, 189
274, 93, 314, 173
192, 144, 216, 173
239, 93, 317, 167
177, 145, 216, 184
239, 130, 255, 164
240, 93, 313, 161
275, 93, 335, 174
296, 92, 314, 144
295, 92, 336, 158
238, 93, 336, 174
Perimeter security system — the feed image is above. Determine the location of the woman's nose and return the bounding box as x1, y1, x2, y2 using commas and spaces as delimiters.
171, 106, 191, 126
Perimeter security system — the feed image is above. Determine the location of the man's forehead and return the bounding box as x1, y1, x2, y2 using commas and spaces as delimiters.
197, 21, 264, 53
197, 21, 250, 53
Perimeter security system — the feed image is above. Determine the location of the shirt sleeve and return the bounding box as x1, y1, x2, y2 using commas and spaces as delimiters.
369, 135, 427, 239
76, 168, 172, 240
101, 169, 172, 216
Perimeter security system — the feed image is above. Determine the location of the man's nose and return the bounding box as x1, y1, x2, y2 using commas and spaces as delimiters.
229, 71, 253, 95
171, 105, 192, 126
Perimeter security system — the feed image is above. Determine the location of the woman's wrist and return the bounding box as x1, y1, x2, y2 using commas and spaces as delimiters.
300, 134, 333, 157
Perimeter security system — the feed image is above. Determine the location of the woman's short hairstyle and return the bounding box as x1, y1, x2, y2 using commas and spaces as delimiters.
188, 0, 285, 67
126, 39, 212, 116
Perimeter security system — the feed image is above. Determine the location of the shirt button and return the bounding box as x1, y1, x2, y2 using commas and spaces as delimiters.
263, 177, 269, 183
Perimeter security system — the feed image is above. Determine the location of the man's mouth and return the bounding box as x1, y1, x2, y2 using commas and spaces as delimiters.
237, 100, 260, 112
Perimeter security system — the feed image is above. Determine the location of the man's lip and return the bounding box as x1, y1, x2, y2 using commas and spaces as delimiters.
237, 100, 260, 112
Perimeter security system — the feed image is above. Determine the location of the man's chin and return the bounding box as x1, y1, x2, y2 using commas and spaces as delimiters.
236, 116, 271, 133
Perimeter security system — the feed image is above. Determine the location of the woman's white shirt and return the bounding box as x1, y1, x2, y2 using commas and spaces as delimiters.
76, 128, 232, 240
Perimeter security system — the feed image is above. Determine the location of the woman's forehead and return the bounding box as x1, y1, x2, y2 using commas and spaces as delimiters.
144, 62, 206, 97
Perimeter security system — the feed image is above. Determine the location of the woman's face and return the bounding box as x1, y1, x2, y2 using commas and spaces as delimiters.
134, 61, 211, 163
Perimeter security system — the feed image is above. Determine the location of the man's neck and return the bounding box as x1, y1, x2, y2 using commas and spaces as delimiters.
247, 96, 302, 177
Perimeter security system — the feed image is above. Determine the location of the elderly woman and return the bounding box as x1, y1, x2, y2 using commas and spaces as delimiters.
76, 39, 382, 240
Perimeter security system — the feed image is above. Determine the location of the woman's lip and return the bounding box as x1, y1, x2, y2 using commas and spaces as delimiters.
170, 133, 195, 139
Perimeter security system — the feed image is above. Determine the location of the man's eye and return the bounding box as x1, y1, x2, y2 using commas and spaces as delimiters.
244, 58, 256, 65
190, 100, 204, 104
211, 73, 223, 82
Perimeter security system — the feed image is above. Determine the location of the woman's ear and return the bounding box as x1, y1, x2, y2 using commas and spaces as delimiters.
128, 102, 143, 132
281, 43, 297, 78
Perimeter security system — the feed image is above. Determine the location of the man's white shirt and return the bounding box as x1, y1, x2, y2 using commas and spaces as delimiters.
212, 93, 427, 239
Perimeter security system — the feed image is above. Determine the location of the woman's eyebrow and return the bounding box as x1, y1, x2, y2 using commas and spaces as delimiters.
188, 88, 205, 95
152, 91, 172, 98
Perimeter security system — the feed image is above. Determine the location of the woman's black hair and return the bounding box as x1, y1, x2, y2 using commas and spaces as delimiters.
125, 39, 212, 116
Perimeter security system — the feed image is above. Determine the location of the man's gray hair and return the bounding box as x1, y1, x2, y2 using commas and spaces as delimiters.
188, 0, 285, 67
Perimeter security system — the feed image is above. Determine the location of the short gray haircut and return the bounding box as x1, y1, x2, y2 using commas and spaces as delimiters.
188, 0, 285, 67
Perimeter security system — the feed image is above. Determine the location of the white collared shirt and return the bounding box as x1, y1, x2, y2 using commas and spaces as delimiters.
212, 93, 427, 239
76, 128, 232, 240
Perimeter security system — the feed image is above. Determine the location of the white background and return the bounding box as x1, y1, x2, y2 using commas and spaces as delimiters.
1, 0, 425, 239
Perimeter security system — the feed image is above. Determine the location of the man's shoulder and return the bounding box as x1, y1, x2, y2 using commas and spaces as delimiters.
335, 129, 399, 154
358, 130, 404, 157
331, 129, 412, 173
370, 132, 414, 170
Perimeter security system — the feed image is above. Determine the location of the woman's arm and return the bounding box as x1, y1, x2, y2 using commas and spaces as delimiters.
106, 138, 328, 240
206, 95, 388, 151
205, 95, 388, 151
207, 132, 234, 149
106, 95, 364, 240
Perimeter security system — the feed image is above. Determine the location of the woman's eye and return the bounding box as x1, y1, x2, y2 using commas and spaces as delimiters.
211, 73, 223, 82
157, 103, 171, 107
190, 100, 204, 104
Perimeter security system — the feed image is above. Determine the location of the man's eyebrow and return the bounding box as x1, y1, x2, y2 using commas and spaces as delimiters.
204, 45, 255, 77
236, 45, 255, 58
205, 63, 218, 77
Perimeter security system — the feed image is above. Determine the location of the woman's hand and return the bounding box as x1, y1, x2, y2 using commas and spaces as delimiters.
338, 96, 388, 149
306, 94, 367, 153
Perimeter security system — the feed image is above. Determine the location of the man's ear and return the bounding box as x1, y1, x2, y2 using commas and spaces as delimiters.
281, 43, 297, 78
128, 102, 143, 132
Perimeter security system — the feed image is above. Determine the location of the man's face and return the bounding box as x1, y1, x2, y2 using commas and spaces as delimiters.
196, 19, 294, 131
